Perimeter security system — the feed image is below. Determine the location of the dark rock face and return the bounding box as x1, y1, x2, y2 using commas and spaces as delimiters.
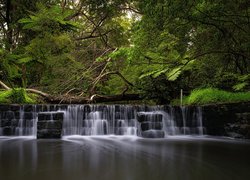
202, 102, 250, 139
137, 113, 163, 123
141, 122, 163, 131
137, 112, 164, 138
37, 112, 64, 139
141, 130, 165, 138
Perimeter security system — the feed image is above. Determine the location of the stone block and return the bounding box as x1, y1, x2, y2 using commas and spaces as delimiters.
137, 113, 147, 122
24, 105, 34, 112
11, 119, 19, 127
0, 119, 11, 127
10, 105, 20, 111
2, 127, 12, 136
37, 120, 62, 130
53, 112, 64, 121
0, 111, 15, 120
37, 129, 62, 139
38, 113, 53, 121
0, 105, 10, 111
141, 130, 165, 138
14, 112, 20, 119
137, 113, 163, 123
24, 112, 34, 120
141, 122, 163, 131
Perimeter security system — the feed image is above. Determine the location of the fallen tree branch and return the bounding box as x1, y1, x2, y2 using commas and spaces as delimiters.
26, 88, 50, 98
88, 93, 141, 103
0, 80, 141, 104
0, 80, 10, 90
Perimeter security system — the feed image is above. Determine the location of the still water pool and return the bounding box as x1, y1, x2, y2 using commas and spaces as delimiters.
0, 136, 250, 180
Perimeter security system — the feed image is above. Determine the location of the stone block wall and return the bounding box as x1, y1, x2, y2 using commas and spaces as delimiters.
0, 105, 36, 136
37, 112, 64, 139
202, 102, 250, 138
137, 113, 165, 138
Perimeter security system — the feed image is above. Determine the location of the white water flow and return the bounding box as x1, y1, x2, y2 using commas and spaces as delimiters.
197, 107, 204, 135
0, 105, 205, 137
15, 106, 37, 136
63, 105, 139, 136
181, 106, 187, 135
63, 105, 205, 137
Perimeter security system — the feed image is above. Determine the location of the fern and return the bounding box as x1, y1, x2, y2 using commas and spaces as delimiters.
167, 67, 182, 81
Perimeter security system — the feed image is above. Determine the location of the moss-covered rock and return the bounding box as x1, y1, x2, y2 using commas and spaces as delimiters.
0, 89, 37, 104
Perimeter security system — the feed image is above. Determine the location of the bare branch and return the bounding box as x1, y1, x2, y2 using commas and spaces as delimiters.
0, 80, 10, 90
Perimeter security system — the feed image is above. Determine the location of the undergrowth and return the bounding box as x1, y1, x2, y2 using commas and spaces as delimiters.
172, 88, 250, 105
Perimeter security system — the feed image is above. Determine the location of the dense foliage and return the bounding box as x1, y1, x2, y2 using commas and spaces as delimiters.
172, 88, 250, 105
0, 0, 249, 104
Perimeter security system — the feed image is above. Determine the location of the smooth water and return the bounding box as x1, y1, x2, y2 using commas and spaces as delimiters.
0, 136, 250, 180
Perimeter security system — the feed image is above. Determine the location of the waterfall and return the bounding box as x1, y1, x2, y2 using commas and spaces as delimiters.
62, 105, 205, 137
0, 104, 205, 137
62, 105, 139, 136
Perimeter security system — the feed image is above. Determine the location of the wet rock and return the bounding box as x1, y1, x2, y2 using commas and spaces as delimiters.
0, 120, 11, 127
37, 120, 62, 130
2, 127, 12, 136
37, 112, 64, 139
137, 113, 163, 123
227, 132, 244, 139
24, 105, 34, 112
24, 112, 34, 120
0, 105, 10, 111
53, 112, 64, 121
10, 105, 20, 111
141, 122, 163, 131
38, 113, 53, 121
141, 130, 165, 138
37, 129, 62, 139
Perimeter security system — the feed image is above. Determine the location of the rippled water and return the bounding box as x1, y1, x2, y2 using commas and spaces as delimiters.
0, 136, 250, 180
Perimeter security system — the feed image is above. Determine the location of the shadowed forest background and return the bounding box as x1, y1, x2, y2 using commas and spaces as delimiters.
0, 0, 249, 104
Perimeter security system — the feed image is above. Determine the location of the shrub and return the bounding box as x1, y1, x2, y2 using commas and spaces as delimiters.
172, 88, 250, 105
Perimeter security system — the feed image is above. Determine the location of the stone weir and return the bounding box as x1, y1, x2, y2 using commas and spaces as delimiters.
202, 101, 250, 139
0, 104, 205, 139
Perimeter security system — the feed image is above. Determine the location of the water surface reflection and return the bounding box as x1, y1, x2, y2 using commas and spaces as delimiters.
0, 136, 250, 180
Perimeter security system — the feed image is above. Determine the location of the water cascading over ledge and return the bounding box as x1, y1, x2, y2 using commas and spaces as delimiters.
0, 104, 204, 138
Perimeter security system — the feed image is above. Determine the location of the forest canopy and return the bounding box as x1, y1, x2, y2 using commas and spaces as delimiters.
0, 0, 249, 104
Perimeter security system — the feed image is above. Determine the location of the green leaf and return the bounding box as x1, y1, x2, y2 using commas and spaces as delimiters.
16, 57, 33, 64
139, 70, 158, 79
233, 82, 248, 91
152, 69, 168, 78
167, 67, 182, 81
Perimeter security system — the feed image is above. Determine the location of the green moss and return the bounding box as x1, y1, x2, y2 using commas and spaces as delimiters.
172, 88, 250, 105
0, 88, 37, 104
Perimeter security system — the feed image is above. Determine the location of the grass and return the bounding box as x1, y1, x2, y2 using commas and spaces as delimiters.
0, 88, 37, 104
172, 88, 250, 105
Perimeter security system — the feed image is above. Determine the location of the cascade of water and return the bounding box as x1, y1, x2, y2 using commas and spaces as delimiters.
197, 107, 204, 135
62, 105, 139, 136
0, 104, 205, 137
15, 106, 37, 136
181, 106, 187, 135
16, 106, 24, 136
